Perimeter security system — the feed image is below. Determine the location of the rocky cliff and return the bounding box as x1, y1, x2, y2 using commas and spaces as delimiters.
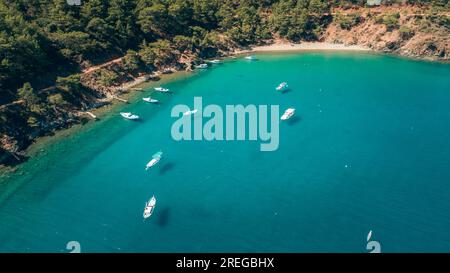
323, 6, 449, 61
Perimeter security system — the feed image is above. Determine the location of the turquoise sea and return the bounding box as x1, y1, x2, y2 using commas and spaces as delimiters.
1, 52, 450, 252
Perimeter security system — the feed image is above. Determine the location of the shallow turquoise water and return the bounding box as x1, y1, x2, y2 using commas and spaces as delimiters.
1, 52, 450, 253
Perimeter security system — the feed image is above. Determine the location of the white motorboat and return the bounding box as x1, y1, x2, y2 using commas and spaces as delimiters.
120, 112, 139, 120
143, 195, 156, 219
183, 109, 198, 116
208, 59, 220, 64
195, 64, 208, 69
281, 108, 295, 121
154, 87, 169, 92
276, 82, 288, 91
245, 55, 257, 60
143, 97, 159, 103
145, 151, 163, 170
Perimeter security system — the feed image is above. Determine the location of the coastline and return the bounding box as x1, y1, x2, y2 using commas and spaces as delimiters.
29, 41, 373, 146
0, 69, 192, 174
26, 70, 192, 152
236, 42, 371, 54
0, 41, 441, 171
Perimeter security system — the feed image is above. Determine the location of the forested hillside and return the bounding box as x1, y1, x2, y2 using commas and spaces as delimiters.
0, 0, 326, 103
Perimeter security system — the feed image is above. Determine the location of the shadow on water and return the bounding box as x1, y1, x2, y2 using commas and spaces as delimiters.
287, 116, 301, 126
159, 162, 176, 175
156, 207, 171, 227
128, 119, 144, 124
145, 101, 161, 105
280, 88, 293, 94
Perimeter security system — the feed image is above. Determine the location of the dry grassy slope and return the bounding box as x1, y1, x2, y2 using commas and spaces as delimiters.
323, 7, 450, 61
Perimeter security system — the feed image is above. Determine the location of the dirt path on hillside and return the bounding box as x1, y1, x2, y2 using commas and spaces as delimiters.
82, 57, 124, 74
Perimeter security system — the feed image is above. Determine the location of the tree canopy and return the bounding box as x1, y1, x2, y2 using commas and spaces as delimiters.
1, 0, 447, 104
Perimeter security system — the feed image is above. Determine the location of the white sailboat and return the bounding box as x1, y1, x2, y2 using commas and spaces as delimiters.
145, 151, 163, 170
142, 97, 159, 103
281, 108, 295, 121
183, 109, 198, 116
143, 195, 156, 219
245, 55, 257, 60
120, 112, 139, 120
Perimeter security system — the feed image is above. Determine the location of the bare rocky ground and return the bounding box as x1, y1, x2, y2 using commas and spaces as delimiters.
323, 6, 449, 61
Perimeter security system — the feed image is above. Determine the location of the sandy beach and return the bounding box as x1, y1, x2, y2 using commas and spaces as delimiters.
237, 42, 371, 54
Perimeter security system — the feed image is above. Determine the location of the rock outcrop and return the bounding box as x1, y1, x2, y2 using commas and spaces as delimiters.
323, 6, 449, 61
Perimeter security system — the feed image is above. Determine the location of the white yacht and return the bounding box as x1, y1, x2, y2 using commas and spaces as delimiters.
146, 151, 163, 170
208, 59, 220, 64
142, 97, 159, 103
143, 195, 156, 219
195, 64, 208, 69
245, 55, 257, 60
183, 109, 198, 116
120, 112, 139, 120
276, 82, 288, 91
154, 87, 169, 92
281, 108, 295, 121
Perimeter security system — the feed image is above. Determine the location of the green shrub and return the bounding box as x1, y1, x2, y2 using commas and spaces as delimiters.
27, 116, 39, 128
429, 15, 450, 30
122, 50, 142, 71
399, 26, 415, 40
17, 83, 39, 108
47, 93, 68, 107
375, 13, 400, 31
335, 12, 363, 30
56, 75, 82, 94
95, 69, 119, 86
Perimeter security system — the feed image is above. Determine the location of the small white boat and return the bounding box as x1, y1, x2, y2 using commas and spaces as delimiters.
154, 87, 169, 92
183, 109, 198, 116
120, 112, 139, 120
146, 151, 163, 170
195, 64, 208, 69
208, 59, 220, 64
143, 195, 156, 219
276, 82, 288, 91
142, 97, 159, 103
245, 55, 257, 60
281, 108, 295, 121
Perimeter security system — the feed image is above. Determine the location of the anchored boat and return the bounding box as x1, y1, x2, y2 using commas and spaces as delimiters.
183, 109, 198, 116
146, 151, 163, 170
143, 195, 156, 219
208, 59, 221, 64
143, 97, 159, 103
281, 108, 295, 121
154, 87, 169, 92
276, 82, 288, 91
195, 64, 208, 69
120, 112, 139, 120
